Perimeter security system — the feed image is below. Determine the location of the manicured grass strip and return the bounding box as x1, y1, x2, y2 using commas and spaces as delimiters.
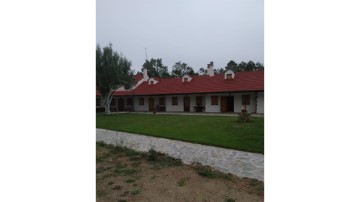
96, 113, 264, 153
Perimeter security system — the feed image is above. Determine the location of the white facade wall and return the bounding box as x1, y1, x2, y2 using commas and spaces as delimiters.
189, 94, 205, 112
205, 93, 222, 113
166, 95, 184, 112
131, 91, 264, 113
204, 92, 257, 113
133, 96, 148, 112
233, 92, 256, 113
256, 92, 264, 113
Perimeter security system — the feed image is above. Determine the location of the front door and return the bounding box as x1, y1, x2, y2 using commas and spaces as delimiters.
220, 96, 234, 112
183, 97, 190, 112
149, 98, 154, 111
227, 96, 234, 112
220, 96, 227, 112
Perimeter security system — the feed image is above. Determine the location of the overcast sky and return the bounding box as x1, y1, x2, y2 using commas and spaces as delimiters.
97, 0, 263, 72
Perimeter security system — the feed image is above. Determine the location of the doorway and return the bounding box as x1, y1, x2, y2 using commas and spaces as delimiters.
220, 96, 234, 112
183, 97, 190, 112
148, 98, 155, 112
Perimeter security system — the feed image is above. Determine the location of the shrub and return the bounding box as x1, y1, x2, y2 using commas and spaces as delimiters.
237, 109, 251, 123
147, 149, 158, 161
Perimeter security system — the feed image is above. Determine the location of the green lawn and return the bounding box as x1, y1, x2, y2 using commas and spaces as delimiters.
96, 113, 264, 154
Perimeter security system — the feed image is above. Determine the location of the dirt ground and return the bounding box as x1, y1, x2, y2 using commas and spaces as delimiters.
96, 142, 264, 202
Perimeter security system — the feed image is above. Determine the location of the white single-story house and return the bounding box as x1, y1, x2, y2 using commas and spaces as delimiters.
96, 62, 264, 113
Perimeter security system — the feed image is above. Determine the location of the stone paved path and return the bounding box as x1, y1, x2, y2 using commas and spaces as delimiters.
97, 128, 264, 181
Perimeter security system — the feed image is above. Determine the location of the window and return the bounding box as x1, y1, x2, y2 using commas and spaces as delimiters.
196, 96, 202, 105
159, 97, 165, 105
172, 97, 178, 105
139, 98, 144, 105
242, 95, 250, 105
150, 81, 154, 85
184, 78, 188, 82
127, 98, 133, 105
211, 96, 218, 105
226, 74, 232, 79
96, 97, 101, 106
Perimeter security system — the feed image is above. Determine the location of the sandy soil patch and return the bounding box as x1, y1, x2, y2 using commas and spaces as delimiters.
96, 142, 264, 202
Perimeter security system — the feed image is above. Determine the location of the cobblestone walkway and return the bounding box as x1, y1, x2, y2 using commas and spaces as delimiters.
97, 128, 264, 181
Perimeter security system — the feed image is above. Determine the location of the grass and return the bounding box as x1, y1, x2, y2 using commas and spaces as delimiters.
194, 164, 231, 179
147, 149, 182, 168
130, 189, 140, 196
114, 168, 139, 176
124, 178, 135, 183
224, 196, 236, 202
249, 178, 264, 192
177, 177, 190, 187
97, 113, 264, 153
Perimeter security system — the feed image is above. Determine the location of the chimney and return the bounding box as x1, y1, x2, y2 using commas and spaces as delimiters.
142, 68, 149, 81
207, 61, 214, 77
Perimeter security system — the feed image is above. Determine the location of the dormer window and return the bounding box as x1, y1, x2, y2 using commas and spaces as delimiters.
182, 75, 192, 82
224, 70, 235, 79
148, 78, 158, 85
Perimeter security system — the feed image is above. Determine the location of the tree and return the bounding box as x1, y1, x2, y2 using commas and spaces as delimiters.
215, 68, 225, 74
245, 61, 256, 71
197, 67, 207, 75
255, 62, 264, 70
96, 43, 134, 114
142, 58, 171, 78
236, 61, 264, 71
226, 60, 237, 71
237, 61, 248, 71
171, 61, 195, 77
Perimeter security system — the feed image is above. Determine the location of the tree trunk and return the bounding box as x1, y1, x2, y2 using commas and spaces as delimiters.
104, 102, 111, 114
102, 92, 112, 114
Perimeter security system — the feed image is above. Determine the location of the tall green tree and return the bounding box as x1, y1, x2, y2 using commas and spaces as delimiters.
245, 60, 256, 71
197, 67, 207, 75
142, 58, 171, 78
215, 68, 225, 74
255, 62, 264, 70
237, 61, 248, 71
171, 61, 195, 77
236, 61, 264, 71
96, 43, 134, 114
226, 60, 238, 71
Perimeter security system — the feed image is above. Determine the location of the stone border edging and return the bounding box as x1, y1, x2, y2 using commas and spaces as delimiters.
96, 128, 264, 181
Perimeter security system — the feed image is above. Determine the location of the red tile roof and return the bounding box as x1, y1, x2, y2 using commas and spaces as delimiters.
134, 73, 143, 82
133, 71, 264, 95
97, 71, 264, 96
113, 90, 132, 96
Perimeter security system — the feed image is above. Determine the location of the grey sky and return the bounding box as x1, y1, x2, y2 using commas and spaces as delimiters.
97, 0, 263, 73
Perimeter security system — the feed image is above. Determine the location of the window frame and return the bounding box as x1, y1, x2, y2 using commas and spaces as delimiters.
211, 96, 218, 105
159, 97, 165, 105
242, 95, 251, 105
139, 98, 144, 105
196, 96, 202, 105
172, 97, 178, 105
